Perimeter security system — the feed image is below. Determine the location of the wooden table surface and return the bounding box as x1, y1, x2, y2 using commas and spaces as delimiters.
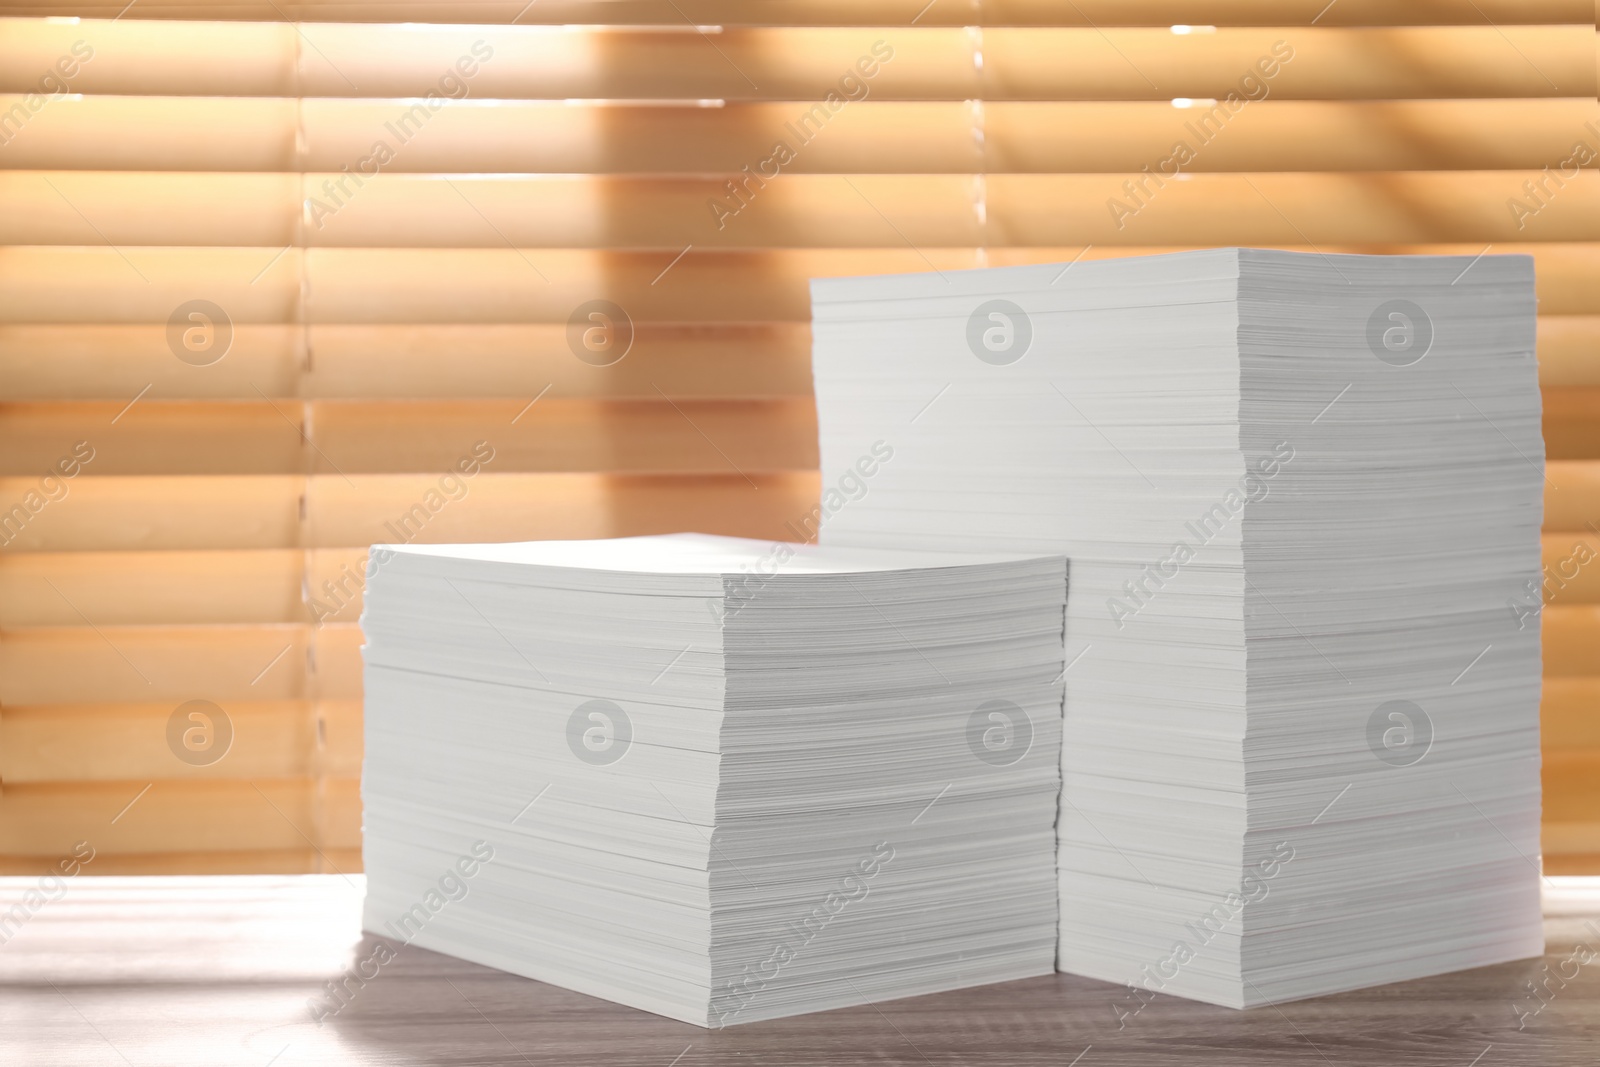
2, 875, 1598, 1066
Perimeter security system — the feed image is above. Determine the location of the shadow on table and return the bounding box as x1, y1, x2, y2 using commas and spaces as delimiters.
319, 931, 1567, 1067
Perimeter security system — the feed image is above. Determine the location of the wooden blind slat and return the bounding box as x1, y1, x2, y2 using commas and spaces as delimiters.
0, 549, 390, 626
0, 323, 814, 400
3, 171, 1599, 248
12, 314, 1598, 401
1542, 533, 1600, 603
1545, 752, 1600, 824
0, 1, 1586, 27
0, 778, 361, 856
1, 625, 314, 703
0, 624, 360, 704
1544, 605, 1600, 677
1544, 679, 1600, 749
14, 391, 1591, 477
1, 23, 1591, 101
0, 471, 820, 551
1548, 462, 1600, 530
1543, 387, 1600, 459
5, 245, 1600, 324
0, 549, 315, 624
6, 699, 361, 781
4, 314, 1594, 403
0, 474, 306, 551
3, 313, 1587, 404
6, 98, 1597, 175
1536, 832, 1600, 862
0, 397, 819, 475
301, 470, 820, 551
0, 700, 354, 781
1539, 317, 1600, 387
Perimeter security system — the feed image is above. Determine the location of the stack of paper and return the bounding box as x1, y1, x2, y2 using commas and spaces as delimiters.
359, 533, 1067, 1025
809, 248, 1544, 1006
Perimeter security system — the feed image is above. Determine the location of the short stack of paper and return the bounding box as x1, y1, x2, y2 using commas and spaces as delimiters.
809, 248, 1544, 1007
359, 533, 1067, 1026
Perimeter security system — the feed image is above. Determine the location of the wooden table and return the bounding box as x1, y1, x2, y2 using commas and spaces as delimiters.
2, 875, 1597, 1066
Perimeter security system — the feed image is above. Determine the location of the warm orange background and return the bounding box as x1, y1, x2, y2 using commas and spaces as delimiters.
0, 2, 1596, 874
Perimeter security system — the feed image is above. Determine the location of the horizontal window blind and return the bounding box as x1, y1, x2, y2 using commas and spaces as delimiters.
0, 5, 1596, 875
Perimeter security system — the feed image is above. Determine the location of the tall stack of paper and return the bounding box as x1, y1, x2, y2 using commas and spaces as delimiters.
360, 533, 1067, 1026
809, 248, 1544, 1007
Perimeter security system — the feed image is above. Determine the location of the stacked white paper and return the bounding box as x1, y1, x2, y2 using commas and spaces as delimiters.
359, 533, 1067, 1026
809, 248, 1544, 1007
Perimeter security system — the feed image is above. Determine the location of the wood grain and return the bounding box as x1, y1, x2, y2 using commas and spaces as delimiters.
0, 875, 1596, 1065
